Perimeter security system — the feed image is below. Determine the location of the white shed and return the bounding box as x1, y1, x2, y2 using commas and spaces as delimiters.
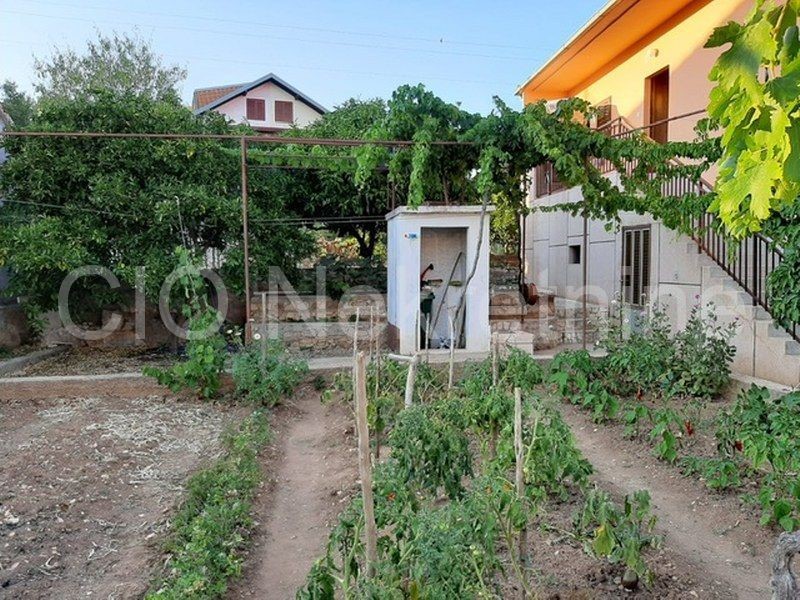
386, 205, 494, 355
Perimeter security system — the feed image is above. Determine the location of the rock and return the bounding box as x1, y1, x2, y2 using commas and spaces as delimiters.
622, 568, 639, 590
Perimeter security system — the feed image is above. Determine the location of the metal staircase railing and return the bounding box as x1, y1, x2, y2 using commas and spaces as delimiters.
533, 116, 799, 343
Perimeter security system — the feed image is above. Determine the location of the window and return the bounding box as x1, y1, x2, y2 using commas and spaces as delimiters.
568, 244, 582, 265
621, 226, 651, 305
246, 98, 265, 121
275, 100, 294, 123
595, 97, 612, 129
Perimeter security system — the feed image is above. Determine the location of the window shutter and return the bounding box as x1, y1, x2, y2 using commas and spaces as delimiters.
275, 100, 294, 123
246, 98, 266, 121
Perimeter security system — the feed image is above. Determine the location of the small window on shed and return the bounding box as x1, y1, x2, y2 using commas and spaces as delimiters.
275, 100, 294, 123
246, 98, 265, 121
569, 244, 582, 265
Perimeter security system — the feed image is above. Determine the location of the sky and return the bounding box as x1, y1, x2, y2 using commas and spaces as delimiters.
1, 0, 606, 115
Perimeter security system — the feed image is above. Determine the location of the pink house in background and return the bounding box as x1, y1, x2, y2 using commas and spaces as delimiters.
192, 73, 326, 132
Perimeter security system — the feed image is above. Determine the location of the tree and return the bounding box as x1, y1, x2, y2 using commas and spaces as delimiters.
1, 80, 35, 126
356, 84, 482, 207
33, 31, 187, 101
706, 0, 800, 237
271, 98, 389, 257
0, 91, 313, 318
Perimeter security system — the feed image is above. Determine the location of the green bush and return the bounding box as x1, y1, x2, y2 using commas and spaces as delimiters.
231, 340, 308, 406
144, 248, 227, 399
717, 385, 800, 530
669, 303, 736, 399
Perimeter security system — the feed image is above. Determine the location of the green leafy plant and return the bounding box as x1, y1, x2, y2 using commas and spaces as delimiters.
548, 349, 596, 401
705, 0, 800, 237
389, 403, 473, 500
146, 410, 270, 599
648, 407, 684, 464
669, 303, 737, 399
574, 489, 662, 588
717, 385, 800, 530
144, 247, 226, 399
232, 340, 308, 406
679, 456, 743, 491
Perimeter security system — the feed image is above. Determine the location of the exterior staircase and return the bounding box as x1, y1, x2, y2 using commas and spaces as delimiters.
535, 116, 800, 385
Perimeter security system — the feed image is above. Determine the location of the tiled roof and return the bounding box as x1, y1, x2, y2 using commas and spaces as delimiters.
191, 85, 241, 110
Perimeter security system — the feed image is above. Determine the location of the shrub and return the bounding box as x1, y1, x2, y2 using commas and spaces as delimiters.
717, 385, 800, 530
669, 303, 736, 399
231, 340, 308, 406
144, 248, 227, 399
600, 307, 674, 397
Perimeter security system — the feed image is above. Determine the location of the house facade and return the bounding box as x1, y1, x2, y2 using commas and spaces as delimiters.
518, 0, 800, 386
193, 73, 326, 131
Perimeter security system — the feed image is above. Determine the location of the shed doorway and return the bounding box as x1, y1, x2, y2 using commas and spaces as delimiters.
420, 227, 467, 349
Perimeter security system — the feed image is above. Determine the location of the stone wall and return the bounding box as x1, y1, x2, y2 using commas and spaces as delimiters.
258, 321, 388, 355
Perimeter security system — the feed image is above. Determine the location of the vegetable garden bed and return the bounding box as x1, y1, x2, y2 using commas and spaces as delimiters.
0, 394, 246, 598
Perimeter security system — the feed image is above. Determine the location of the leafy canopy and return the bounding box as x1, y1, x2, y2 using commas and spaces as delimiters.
1, 80, 35, 127
34, 31, 187, 102
0, 91, 313, 314
706, 0, 800, 237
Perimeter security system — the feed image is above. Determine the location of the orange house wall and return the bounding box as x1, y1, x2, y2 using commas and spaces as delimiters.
568, 0, 751, 143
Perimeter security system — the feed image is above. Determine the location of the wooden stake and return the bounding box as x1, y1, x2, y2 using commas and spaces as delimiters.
404, 353, 419, 409
369, 306, 375, 364
448, 311, 456, 390
514, 387, 528, 599
259, 292, 267, 372
353, 307, 361, 358
492, 332, 499, 386
355, 351, 378, 576
425, 313, 431, 363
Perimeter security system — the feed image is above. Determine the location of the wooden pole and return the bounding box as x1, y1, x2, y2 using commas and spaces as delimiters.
241, 137, 252, 343
514, 387, 528, 598
404, 353, 419, 409
354, 352, 378, 576
425, 313, 431, 363
259, 291, 267, 372
448, 311, 456, 390
492, 332, 499, 386
369, 306, 375, 364
353, 307, 361, 358
582, 204, 588, 351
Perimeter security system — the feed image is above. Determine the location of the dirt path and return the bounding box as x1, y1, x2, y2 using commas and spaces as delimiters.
559, 403, 774, 600
229, 388, 359, 599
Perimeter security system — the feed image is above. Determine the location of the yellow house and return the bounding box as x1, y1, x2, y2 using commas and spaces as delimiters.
518, 0, 750, 143
516, 0, 800, 386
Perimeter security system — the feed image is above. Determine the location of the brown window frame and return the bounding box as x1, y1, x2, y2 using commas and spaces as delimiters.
246, 98, 266, 121
274, 100, 294, 123
595, 97, 613, 129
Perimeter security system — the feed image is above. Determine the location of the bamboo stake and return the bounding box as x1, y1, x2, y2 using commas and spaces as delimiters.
355, 351, 378, 577
514, 387, 528, 599
448, 311, 456, 390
